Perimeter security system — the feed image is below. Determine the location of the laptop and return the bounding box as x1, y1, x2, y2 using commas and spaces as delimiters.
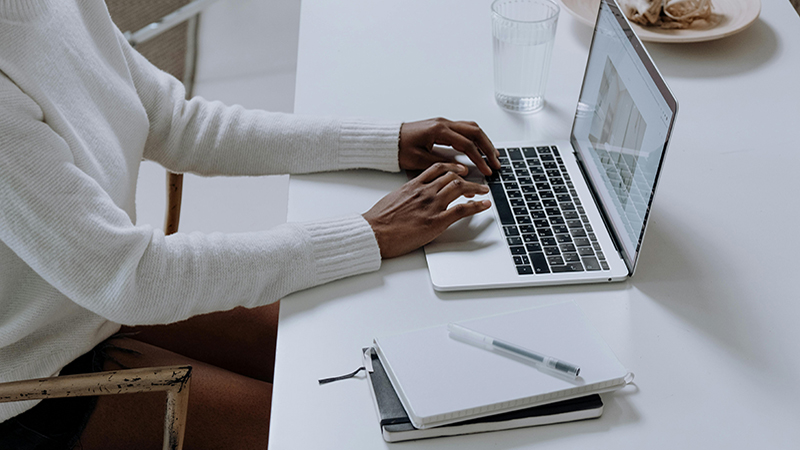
424, 0, 678, 291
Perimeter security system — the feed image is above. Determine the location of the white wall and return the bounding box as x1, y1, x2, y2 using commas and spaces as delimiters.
135, 0, 300, 233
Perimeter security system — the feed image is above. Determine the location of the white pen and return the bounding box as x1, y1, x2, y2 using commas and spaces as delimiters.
447, 323, 581, 379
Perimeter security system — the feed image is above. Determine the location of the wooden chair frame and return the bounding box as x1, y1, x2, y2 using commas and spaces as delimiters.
0, 366, 192, 450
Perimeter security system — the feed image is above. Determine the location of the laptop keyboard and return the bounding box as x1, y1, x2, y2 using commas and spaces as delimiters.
485, 146, 611, 275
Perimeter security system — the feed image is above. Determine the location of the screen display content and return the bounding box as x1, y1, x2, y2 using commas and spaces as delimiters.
571, 0, 675, 270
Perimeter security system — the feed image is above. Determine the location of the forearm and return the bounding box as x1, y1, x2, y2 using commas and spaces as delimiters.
119, 30, 400, 176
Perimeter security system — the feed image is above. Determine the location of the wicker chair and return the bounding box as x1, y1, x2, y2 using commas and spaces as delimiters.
0, 1, 218, 448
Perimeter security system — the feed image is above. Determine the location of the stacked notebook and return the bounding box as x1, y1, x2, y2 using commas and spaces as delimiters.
364, 301, 631, 442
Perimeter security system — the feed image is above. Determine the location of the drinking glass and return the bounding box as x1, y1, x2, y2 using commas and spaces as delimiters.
492, 0, 560, 113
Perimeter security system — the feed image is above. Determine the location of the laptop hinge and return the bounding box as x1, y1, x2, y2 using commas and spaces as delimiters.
572, 151, 633, 275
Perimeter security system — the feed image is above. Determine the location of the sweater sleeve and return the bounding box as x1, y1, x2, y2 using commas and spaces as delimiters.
0, 91, 381, 326
115, 29, 401, 176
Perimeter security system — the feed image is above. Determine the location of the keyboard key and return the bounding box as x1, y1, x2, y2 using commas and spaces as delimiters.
497, 148, 507, 157
541, 237, 557, 246
503, 226, 519, 236
531, 210, 547, 219
546, 170, 561, 178
526, 199, 542, 208
507, 148, 523, 160
574, 237, 591, 247
539, 190, 554, 199
519, 225, 535, 234
516, 265, 534, 275
553, 225, 569, 234
489, 184, 515, 225
512, 161, 526, 169
556, 234, 572, 243
537, 146, 551, 153
507, 237, 522, 246
526, 158, 541, 167
564, 252, 580, 262
543, 199, 558, 208
510, 246, 526, 255
549, 216, 565, 224
515, 169, 528, 177
510, 198, 525, 207
534, 219, 549, 228
563, 211, 579, 219
597, 251, 605, 260
552, 263, 584, 273
593, 243, 602, 251
526, 242, 542, 252
560, 243, 576, 252
547, 256, 565, 266
530, 253, 550, 274
560, 203, 576, 210
553, 185, 568, 193
545, 208, 561, 216
567, 219, 583, 228
523, 234, 538, 243
543, 162, 558, 170
521, 184, 535, 192
544, 247, 561, 256
578, 247, 595, 257
540, 154, 555, 161
557, 194, 572, 202
522, 147, 538, 158
601, 261, 610, 270
504, 182, 518, 191
571, 228, 587, 237
513, 255, 530, 265
516, 216, 531, 224
535, 182, 550, 191
582, 257, 602, 271
513, 207, 527, 216
507, 190, 522, 199
537, 228, 553, 237
551, 146, 560, 156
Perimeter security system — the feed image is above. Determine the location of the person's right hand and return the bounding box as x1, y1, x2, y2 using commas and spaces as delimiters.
362, 162, 492, 259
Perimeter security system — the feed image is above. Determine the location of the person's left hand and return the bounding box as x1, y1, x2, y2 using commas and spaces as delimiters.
399, 118, 501, 176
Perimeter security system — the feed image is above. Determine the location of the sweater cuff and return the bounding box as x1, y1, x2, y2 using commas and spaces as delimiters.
301, 214, 382, 286
339, 119, 401, 172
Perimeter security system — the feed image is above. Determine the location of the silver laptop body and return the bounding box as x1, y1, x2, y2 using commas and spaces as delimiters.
424, 0, 678, 291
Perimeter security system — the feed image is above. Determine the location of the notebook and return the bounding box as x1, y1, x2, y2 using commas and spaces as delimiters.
364, 347, 604, 442
371, 301, 631, 429
424, 0, 678, 291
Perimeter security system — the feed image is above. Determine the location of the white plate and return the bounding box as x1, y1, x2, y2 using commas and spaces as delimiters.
561, 0, 761, 43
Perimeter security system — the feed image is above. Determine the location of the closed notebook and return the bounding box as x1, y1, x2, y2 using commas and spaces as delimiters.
373, 301, 632, 429
364, 347, 604, 442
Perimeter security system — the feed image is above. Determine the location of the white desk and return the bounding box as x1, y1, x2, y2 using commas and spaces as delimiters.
270, 1, 800, 448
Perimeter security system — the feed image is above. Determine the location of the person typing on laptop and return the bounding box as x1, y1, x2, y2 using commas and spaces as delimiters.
0, 1, 499, 448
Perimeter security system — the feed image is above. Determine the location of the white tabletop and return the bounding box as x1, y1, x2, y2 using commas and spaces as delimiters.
269, 1, 800, 448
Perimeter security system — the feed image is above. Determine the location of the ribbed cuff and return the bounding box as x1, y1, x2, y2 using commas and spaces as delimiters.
301, 215, 382, 285
339, 119, 401, 172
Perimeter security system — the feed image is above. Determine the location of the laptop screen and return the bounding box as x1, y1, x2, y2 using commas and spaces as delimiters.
570, 0, 677, 273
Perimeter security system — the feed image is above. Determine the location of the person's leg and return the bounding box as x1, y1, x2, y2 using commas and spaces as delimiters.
77, 337, 272, 450
120, 301, 280, 383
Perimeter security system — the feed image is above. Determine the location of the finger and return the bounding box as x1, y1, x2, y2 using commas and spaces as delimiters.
439, 200, 493, 226
416, 162, 468, 184
436, 129, 494, 176
449, 121, 501, 171
429, 170, 462, 191
437, 178, 490, 205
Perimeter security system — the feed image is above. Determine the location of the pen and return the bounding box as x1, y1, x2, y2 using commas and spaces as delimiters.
447, 323, 581, 379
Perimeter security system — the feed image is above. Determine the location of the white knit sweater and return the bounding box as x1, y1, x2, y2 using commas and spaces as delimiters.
0, 0, 401, 421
